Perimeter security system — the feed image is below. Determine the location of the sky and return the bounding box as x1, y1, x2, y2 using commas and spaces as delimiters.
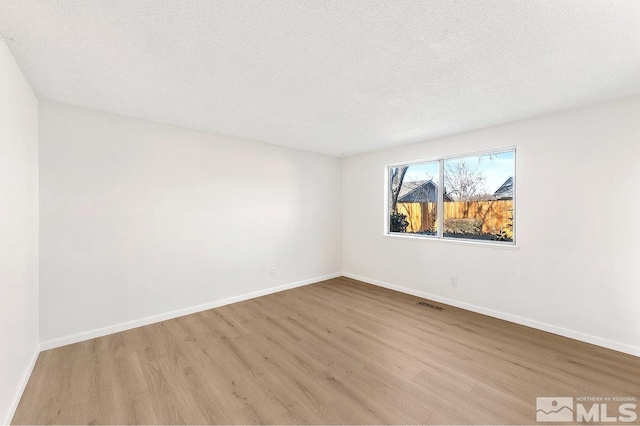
402, 150, 514, 194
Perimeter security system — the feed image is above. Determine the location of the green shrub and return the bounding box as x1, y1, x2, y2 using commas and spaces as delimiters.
390, 212, 409, 233
497, 208, 514, 241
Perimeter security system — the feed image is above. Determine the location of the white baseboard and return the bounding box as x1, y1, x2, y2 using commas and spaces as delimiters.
40, 272, 341, 351
342, 272, 640, 357
2, 343, 41, 426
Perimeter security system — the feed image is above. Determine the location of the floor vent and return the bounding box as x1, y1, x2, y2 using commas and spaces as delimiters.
417, 301, 444, 311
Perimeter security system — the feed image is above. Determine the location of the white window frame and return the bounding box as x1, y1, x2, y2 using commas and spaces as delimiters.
384, 147, 517, 247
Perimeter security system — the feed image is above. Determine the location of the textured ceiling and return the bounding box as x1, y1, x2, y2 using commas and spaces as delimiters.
1, 1, 639, 156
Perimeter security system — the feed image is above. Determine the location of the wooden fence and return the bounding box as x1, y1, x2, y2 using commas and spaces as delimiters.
397, 200, 513, 234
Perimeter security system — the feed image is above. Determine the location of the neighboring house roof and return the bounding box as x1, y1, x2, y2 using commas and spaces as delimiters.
493, 177, 514, 199
398, 180, 453, 203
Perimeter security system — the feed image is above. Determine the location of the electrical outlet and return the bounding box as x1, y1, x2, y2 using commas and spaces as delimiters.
270, 267, 276, 276
450, 276, 458, 286
331, 257, 336, 265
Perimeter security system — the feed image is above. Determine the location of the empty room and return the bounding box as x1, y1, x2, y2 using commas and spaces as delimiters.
1, 1, 639, 425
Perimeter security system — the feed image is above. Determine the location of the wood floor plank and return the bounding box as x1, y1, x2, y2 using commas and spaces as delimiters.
327, 360, 433, 424
317, 398, 369, 425
110, 351, 158, 424
137, 357, 186, 424
83, 343, 116, 424
12, 277, 640, 425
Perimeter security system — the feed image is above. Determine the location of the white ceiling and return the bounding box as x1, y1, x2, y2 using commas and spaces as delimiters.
1, 1, 639, 156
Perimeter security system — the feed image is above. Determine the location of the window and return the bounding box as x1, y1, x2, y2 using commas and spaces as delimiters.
387, 149, 515, 244
389, 160, 440, 236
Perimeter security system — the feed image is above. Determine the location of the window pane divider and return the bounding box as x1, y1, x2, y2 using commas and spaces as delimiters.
437, 159, 444, 239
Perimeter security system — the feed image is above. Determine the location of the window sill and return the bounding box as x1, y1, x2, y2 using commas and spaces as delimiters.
383, 233, 519, 250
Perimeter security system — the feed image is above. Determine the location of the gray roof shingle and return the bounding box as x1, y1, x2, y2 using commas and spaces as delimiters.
493, 177, 514, 199
398, 180, 452, 203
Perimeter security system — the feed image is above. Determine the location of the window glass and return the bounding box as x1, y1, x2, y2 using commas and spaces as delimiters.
389, 161, 439, 236
387, 149, 515, 244
443, 151, 514, 242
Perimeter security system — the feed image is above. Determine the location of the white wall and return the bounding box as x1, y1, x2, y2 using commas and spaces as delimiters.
39, 102, 342, 344
0, 40, 39, 423
343, 96, 640, 355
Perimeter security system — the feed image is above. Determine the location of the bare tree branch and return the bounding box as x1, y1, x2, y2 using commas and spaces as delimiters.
443, 160, 489, 201
389, 166, 408, 213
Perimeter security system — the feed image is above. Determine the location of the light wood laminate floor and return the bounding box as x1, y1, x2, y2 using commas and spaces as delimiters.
13, 277, 640, 424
